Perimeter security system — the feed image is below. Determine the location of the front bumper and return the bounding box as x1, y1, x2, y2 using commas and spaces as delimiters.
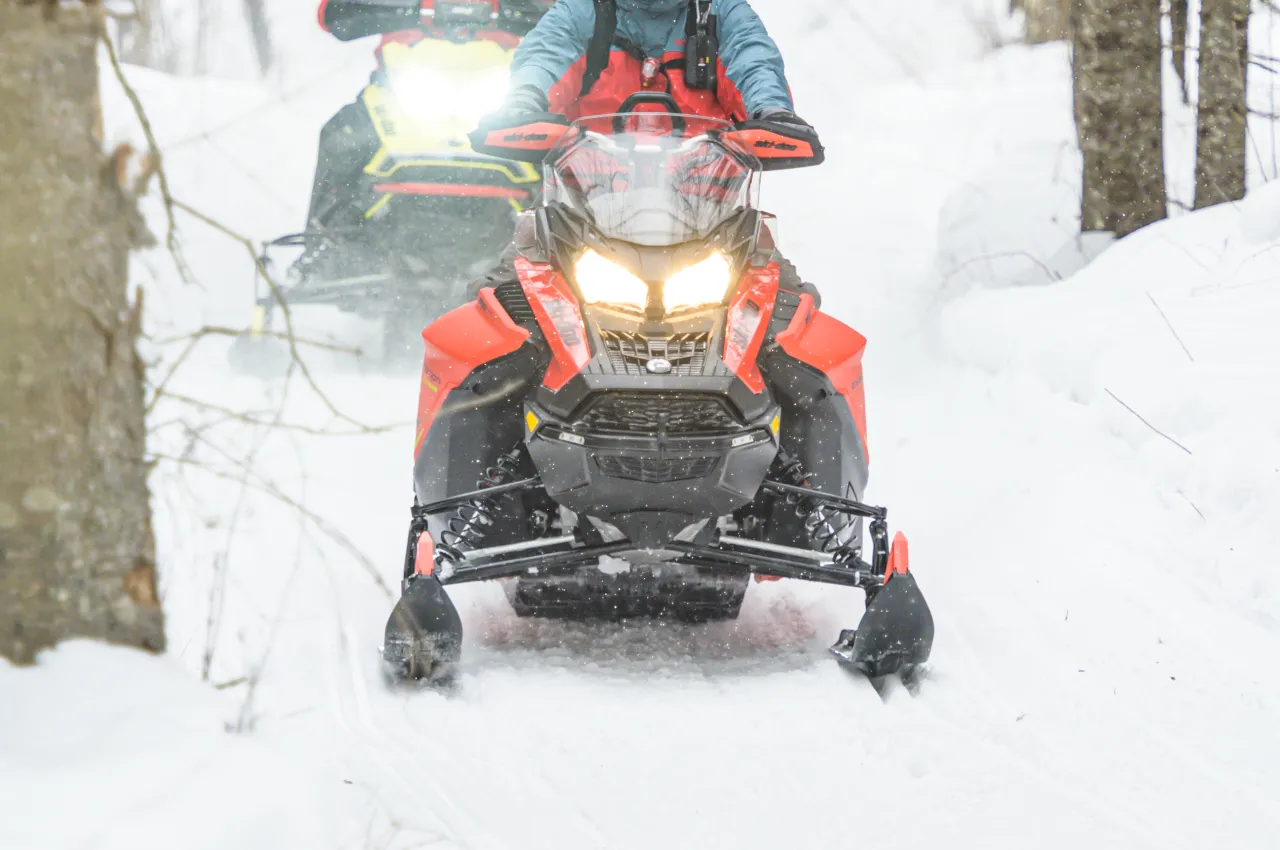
524, 400, 780, 520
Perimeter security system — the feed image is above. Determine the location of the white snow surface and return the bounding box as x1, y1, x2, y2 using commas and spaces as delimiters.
4, 2, 1279, 847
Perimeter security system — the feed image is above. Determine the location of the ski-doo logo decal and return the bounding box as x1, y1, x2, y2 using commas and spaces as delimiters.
753, 140, 798, 152
723, 268, 779, 394
515, 257, 591, 392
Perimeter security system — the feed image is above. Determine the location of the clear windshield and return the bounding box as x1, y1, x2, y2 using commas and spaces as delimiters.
542, 113, 761, 247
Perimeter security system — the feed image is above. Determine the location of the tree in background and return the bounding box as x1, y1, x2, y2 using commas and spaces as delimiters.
1171, 0, 1191, 103
1070, 0, 1167, 236
1024, 0, 1070, 44
243, 0, 275, 77
1194, 0, 1250, 208
0, 1, 164, 663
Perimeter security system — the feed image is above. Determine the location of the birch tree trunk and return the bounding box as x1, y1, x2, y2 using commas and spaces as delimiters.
1071, 0, 1167, 236
1194, 0, 1249, 208
1171, 0, 1190, 104
0, 2, 164, 664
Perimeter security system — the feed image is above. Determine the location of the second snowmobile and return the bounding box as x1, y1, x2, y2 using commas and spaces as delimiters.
382, 96, 934, 681
231, 33, 540, 371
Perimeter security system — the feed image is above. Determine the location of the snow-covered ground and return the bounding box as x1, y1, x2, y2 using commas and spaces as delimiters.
4, 2, 1279, 847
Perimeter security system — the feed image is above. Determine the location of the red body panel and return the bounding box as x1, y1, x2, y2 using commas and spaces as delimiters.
414, 287, 530, 458
516, 257, 592, 392
722, 264, 780, 394
775, 295, 870, 461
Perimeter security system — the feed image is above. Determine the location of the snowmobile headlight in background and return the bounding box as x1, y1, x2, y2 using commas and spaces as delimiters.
390, 68, 509, 126
662, 252, 733, 314
574, 250, 650, 313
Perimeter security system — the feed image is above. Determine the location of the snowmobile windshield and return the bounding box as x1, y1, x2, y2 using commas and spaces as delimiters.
543, 113, 762, 247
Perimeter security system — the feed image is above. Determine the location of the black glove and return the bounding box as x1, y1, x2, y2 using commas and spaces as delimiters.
477, 84, 566, 131
752, 106, 816, 133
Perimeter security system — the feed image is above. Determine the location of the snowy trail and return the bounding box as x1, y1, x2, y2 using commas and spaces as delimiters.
12, 3, 1266, 849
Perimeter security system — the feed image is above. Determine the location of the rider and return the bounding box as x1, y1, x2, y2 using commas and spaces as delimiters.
307, 0, 549, 234
471, 0, 822, 300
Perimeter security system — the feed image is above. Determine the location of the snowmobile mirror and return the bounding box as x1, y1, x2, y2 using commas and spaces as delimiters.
468, 119, 571, 163
513, 210, 549, 262
757, 212, 779, 255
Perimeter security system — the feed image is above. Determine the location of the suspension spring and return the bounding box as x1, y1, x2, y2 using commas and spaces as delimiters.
776, 453, 860, 565
434, 446, 525, 570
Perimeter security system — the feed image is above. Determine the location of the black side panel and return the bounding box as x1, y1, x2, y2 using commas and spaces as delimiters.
413, 346, 546, 547
757, 351, 869, 550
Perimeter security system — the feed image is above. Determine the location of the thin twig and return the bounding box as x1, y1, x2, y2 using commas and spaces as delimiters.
100, 29, 195, 287
169, 198, 388, 433
1104, 389, 1193, 456
940, 250, 1063, 289
152, 450, 394, 600
151, 325, 362, 354
1178, 490, 1206, 521
1145, 292, 1195, 362
160, 391, 409, 436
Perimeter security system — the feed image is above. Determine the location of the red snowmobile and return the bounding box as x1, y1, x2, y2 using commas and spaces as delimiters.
383, 95, 934, 681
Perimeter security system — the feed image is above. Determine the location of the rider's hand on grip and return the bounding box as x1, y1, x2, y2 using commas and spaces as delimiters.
735, 108, 825, 171
470, 85, 570, 162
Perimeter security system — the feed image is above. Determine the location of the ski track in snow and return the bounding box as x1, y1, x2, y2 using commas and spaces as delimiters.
4, 3, 1274, 848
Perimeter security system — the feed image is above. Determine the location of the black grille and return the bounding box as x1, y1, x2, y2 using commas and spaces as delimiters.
494, 280, 535, 325
577, 393, 739, 435
596, 454, 720, 483
600, 331, 711, 376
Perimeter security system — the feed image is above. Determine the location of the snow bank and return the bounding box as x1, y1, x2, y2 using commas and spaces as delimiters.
0, 643, 339, 850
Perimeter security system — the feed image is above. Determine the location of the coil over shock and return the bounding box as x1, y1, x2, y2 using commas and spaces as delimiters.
775, 452, 889, 575
404, 446, 525, 582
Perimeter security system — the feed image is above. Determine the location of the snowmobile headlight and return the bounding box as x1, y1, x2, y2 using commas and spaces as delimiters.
574, 250, 649, 312
662, 252, 733, 314
390, 68, 509, 125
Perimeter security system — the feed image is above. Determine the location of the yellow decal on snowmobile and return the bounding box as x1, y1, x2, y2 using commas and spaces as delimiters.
364, 193, 394, 220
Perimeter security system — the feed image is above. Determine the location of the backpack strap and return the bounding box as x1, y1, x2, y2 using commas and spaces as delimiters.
581, 0, 618, 97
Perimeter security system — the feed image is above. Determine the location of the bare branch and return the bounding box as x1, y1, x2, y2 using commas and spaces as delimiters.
169, 198, 393, 433
1145, 292, 1195, 362
158, 391, 409, 437
99, 29, 196, 287
152, 449, 395, 600
1104, 389, 1193, 456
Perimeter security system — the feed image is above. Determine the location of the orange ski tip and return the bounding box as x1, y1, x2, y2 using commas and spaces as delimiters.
884, 531, 909, 584
414, 532, 436, 577
754, 574, 783, 583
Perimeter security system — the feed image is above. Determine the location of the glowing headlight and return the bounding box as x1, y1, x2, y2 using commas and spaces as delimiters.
390, 69, 509, 125
663, 252, 733, 313
574, 250, 650, 312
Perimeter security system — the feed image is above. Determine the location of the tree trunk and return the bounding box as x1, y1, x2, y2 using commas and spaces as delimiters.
242, 0, 274, 77
0, 3, 164, 664
1025, 0, 1070, 44
1171, 0, 1190, 104
1194, 0, 1249, 208
1071, 0, 1168, 236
